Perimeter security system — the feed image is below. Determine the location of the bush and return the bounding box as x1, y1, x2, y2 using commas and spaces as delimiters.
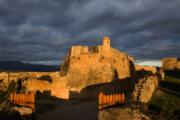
0, 69, 4, 73
7, 80, 16, 93
38, 75, 52, 83
6, 70, 25, 73
15, 78, 22, 92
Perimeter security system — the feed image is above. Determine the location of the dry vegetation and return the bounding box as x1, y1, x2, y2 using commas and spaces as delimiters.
145, 70, 180, 120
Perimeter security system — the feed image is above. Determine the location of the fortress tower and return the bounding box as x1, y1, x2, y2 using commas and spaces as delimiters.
102, 36, 110, 56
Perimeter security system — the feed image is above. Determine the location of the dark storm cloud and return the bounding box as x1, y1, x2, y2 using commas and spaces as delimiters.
0, 0, 180, 65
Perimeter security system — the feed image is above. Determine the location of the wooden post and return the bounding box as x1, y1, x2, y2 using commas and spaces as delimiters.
22, 94, 25, 106
113, 94, 116, 102
25, 94, 28, 106
19, 94, 22, 105
14, 93, 16, 101
104, 95, 107, 104
99, 92, 104, 110
119, 94, 121, 103
122, 93, 125, 104
17, 94, 19, 101
107, 95, 109, 103
116, 94, 118, 103
30, 92, 35, 110
10, 93, 13, 103
110, 94, 112, 102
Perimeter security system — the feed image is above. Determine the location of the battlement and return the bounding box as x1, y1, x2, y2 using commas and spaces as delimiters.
69, 37, 111, 57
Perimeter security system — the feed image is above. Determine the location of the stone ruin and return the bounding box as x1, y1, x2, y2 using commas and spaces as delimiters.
162, 57, 180, 71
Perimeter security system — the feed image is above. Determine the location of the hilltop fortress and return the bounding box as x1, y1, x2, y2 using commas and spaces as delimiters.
0, 37, 158, 99
60, 37, 136, 90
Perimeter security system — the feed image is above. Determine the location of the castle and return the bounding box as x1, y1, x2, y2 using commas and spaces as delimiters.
60, 37, 136, 90
162, 57, 180, 71
0, 37, 157, 99
26, 37, 138, 99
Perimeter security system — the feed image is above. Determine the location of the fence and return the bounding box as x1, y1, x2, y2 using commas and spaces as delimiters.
99, 92, 125, 110
10, 92, 35, 110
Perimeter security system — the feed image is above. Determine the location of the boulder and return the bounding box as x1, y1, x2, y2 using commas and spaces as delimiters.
98, 107, 150, 120
13, 107, 33, 120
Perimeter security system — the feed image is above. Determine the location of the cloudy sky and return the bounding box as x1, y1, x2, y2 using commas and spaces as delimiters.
0, 0, 180, 67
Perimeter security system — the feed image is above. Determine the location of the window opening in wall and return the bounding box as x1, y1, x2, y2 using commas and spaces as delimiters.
107, 41, 108, 44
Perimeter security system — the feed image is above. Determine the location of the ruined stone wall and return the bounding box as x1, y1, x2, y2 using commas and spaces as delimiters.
27, 72, 60, 79
0, 72, 9, 83
0, 71, 60, 84
26, 77, 69, 99
130, 69, 164, 103
135, 65, 157, 74
162, 58, 180, 70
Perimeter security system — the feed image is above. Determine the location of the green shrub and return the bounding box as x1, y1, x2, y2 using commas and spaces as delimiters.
6, 70, 25, 73
15, 78, 22, 92
38, 75, 52, 83
0, 69, 4, 73
7, 80, 16, 93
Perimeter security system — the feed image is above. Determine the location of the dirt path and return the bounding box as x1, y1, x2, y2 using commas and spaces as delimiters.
35, 91, 133, 120
35, 99, 99, 120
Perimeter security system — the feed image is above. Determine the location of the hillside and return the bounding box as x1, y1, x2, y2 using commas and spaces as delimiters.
146, 70, 180, 120
0, 61, 61, 72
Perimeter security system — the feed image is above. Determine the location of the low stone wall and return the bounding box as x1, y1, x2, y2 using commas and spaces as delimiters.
130, 69, 164, 103
0, 71, 60, 84
135, 65, 157, 74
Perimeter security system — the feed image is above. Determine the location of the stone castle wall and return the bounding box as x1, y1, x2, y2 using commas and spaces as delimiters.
60, 45, 136, 90
162, 58, 180, 71
135, 65, 157, 74
0, 71, 60, 83
130, 69, 164, 103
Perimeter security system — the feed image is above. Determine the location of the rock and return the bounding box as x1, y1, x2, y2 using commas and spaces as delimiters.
13, 107, 33, 120
98, 107, 150, 120
130, 70, 164, 103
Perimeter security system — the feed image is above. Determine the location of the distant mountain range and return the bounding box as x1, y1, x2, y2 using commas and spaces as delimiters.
156, 66, 161, 71
0, 61, 61, 72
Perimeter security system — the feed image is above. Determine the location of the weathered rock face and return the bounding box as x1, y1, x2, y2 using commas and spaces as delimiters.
162, 57, 180, 71
98, 107, 150, 120
13, 107, 33, 120
60, 37, 136, 91
130, 69, 164, 103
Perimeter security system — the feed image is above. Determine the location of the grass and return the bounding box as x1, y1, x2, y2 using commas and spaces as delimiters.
147, 70, 180, 120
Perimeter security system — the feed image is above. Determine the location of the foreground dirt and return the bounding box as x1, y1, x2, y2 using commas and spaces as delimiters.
35, 99, 99, 120
35, 90, 133, 120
